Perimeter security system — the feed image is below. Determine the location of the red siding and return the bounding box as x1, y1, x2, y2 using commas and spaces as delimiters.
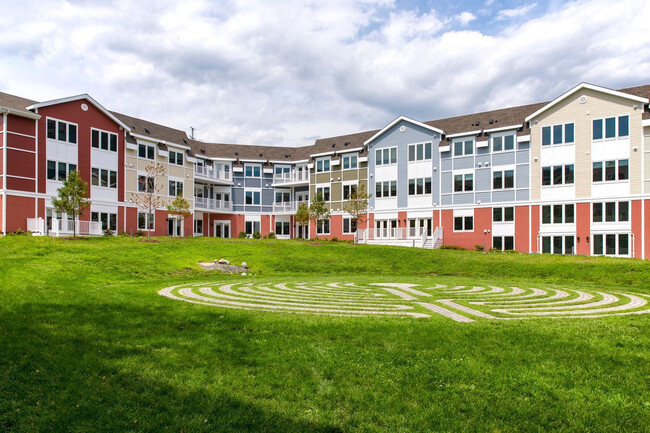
576, 203, 590, 256
442, 207, 491, 250
398, 211, 407, 228
6, 148, 35, 178
631, 200, 642, 259
5, 195, 36, 233
514, 205, 529, 253
530, 205, 540, 253
7, 115, 36, 136
645, 200, 650, 260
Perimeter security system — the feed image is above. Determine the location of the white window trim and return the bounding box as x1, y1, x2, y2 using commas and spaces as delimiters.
46, 116, 79, 144
244, 188, 262, 205
408, 142, 434, 161
592, 115, 630, 142
541, 122, 575, 147
244, 163, 262, 178
341, 153, 358, 170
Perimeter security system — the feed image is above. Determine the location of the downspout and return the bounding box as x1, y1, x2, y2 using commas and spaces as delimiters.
2, 111, 7, 235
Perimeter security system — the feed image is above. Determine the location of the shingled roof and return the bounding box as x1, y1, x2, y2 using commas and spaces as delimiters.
0, 92, 37, 114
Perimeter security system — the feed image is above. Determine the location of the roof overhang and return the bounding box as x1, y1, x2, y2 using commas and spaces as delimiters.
364, 115, 444, 146
483, 124, 522, 134
0, 107, 41, 120
525, 82, 650, 122
446, 130, 482, 139
27, 94, 131, 131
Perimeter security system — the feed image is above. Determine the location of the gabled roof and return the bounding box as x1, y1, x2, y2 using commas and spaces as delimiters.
112, 111, 189, 145
0, 92, 40, 119
364, 115, 444, 146
27, 94, 131, 131
524, 82, 650, 122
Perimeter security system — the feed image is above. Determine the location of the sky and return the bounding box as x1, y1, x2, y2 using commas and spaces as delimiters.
1, 0, 649, 147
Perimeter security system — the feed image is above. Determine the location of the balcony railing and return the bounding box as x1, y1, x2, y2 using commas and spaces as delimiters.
273, 171, 309, 184
272, 201, 297, 213
27, 217, 102, 236
194, 197, 232, 211
194, 165, 232, 182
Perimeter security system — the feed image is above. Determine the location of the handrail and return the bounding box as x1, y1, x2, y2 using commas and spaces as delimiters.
273, 171, 309, 184
194, 165, 231, 182
194, 197, 232, 210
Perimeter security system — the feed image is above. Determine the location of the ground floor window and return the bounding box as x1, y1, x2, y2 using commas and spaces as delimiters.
317, 219, 330, 235
245, 221, 261, 235
275, 221, 291, 235
454, 216, 473, 232
138, 212, 154, 230
194, 219, 203, 235
343, 218, 357, 234
541, 235, 575, 255
493, 236, 514, 251
91, 212, 117, 231
593, 233, 629, 256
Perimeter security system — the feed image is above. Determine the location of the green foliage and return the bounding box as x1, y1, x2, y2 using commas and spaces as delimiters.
475, 244, 484, 251
238, 231, 247, 239
167, 195, 191, 220
344, 182, 371, 226
103, 229, 114, 237
10, 228, 32, 236
253, 231, 261, 239
309, 193, 330, 226
51, 170, 91, 238
440, 245, 465, 250
134, 230, 144, 237
267, 232, 276, 239
294, 202, 310, 225
118, 230, 129, 237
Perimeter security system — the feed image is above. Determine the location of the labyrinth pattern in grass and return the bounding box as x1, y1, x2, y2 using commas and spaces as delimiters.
159, 282, 650, 322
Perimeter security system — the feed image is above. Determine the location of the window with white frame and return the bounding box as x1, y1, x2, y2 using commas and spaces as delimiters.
343, 184, 357, 200
493, 207, 514, 222
454, 173, 473, 192
138, 143, 155, 160
316, 186, 330, 201
47, 118, 77, 144
244, 164, 261, 177
317, 219, 330, 234
375, 147, 397, 166
375, 181, 397, 198
592, 201, 629, 223
343, 218, 357, 234
541, 204, 575, 224
138, 175, 154, 192
91, 129, 117, 152
541, 235, 575, 255
493, 169, 514, 189
593, 160, 628, 182
453, 215, 474, 232
91, 212, 117, 231
169, 150, 184, 166
194, 219, 203, 234
245, 190, 261, 205
492, 134, 515, 152
342, 154, 358, 169
91, 168, 117, 189
493, 236, 514, 251
593, 233, 629, 256
275, 191, 291, 203
138, 212, 154, 230
316, 157, 331, 172
275, 221, 291, 235
169, 180, 184, 197
453, 140, 473, 157
409, 142, 433, 161
47, 160, 77, 181
245, 221, 261, 235
592, 115, 629, 140
542, 123, 575, 146
542, 165, 574, 186
408, 177, 432, 195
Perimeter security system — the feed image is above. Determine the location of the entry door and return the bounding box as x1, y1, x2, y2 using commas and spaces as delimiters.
214, 221, 230, 238
168, 219, 182, 237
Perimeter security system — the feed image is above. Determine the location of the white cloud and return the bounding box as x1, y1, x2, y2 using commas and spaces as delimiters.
0, 0, 648, 147
495, 3, 537, 21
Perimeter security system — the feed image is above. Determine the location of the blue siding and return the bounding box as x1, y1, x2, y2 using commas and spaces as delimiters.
441, 172, 453, 194
475, 192, 491, 203
440, 158, 452, 171
475, 168, 491, 192
492, 190, 515, 202
516, 190, 530, 201
492, 152, 515, 166
453, 157, 474, 170
516, 165, 529, 188
453, 193, 474, 205
441, 194, 452, 205
516, 149, 529, 164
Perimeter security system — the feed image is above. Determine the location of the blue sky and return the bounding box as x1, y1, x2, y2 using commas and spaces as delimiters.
0, 0, 648, 146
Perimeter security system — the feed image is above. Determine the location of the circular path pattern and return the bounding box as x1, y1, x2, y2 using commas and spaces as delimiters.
159, 282, 650, 322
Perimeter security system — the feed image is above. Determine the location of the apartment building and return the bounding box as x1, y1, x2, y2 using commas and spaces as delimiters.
1, 82, 649, 258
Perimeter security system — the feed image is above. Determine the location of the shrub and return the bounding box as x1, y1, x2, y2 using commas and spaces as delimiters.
331, 237, 338, 242
440, 245, 465, 250
118, 230, 129, 237
475, 244, 484, 252
103, 229, 114, 237
267, 232, 276, 239
238, 231, 247, 239
134, 230, 144, 237
253, 231, 261, 239
12, 228, 32, 236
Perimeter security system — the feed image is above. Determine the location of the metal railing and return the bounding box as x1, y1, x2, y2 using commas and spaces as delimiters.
272, 202, 297, 212
194, 197, 232, 210
27, 217, 102, 236
273, 171, 309, 184
194, 165, 231, 182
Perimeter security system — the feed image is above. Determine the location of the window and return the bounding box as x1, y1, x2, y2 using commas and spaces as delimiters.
275, 221, 291, 235
493, 236, 514, 251
342, 154, 358, 169
316, 186, 330, 201
47, 160, 56, 180
245, 190, 261, 205
169, 150, 184, 166
542, 123, 574, 146
343, 184, 357, 200
493, 207, 514, 222
91, 129, 118, 152
593, 159, 628, 182
317, 219, 330, 234
593, 234, 629, 256
91, 212, 117, 231
375, 181, 397, 198
453, 140, 474, 157
375, 147, 397, 166
453, 216, 474, 232
492, 134, 515, 152
138, 212, 154, 230
454, 174, 473, 192
138, 175, 154, 192
275, 191, 291, 203
592, 201, 629, 223
493, 169, 514, 189
245, 164, 261, 177
410, 142, 433, 160
593, 116, 629, 140
408, 177, 432, 195
343, 218, 357, 234
542, 204, 574, 224
169, 180, 184, 197
194, 219, 203, 234
47, 160, 76, 181
138, 143, 155, 160
541, 236, 575, 255
46, 118, 77, 144
245, 221, 261, 235
91, 168, 117, 189
316, 158, 331, 172
542, 165, 574, 186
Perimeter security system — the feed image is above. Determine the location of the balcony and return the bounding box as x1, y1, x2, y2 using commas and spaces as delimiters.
27, 217, 103, 236
194, 197, 232, 211
272, 201, 297, 213
272, 171, 309, 185
194, 165, 232, 183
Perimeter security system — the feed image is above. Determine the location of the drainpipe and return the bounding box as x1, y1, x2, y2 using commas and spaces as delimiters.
2, 111, 7, 235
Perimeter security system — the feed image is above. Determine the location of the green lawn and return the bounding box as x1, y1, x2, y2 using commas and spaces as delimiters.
1, 236, 649, 432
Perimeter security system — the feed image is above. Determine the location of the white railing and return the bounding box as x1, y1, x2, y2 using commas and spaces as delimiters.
29, 217, 102, 236
420, 228, 428, 248
194, 165, 231, 182
273, 171, 309, 184
273, 202, 297, 213
27, 217, 44, 234
194, 197, 232, 211
432, 226, 443, 248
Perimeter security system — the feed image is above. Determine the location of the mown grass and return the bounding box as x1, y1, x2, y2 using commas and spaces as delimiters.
1, 236, 649, 432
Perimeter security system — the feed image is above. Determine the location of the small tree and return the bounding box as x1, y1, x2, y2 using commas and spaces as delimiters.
309, 193, 330, 240
52, 170, 91, 238
344, 183, 371, 234
130, 163, 166, 241
167, 194, 191, 237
